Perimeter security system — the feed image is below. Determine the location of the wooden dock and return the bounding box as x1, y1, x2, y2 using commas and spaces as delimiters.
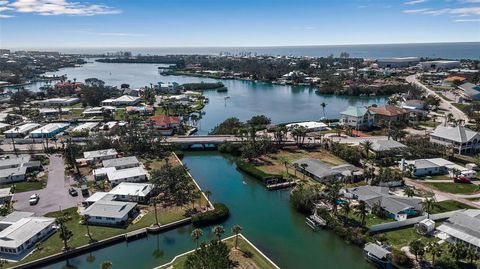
266, 181, 297, 190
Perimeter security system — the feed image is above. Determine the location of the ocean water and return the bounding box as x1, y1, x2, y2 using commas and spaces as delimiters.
16, 42, 480, 59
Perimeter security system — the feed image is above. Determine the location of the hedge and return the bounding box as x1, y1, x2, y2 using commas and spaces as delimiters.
192, 203, 230, 227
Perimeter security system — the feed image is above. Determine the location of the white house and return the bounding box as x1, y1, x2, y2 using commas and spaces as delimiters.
81, 200, 137, 226
101, 95, 141, 106
30, 123, 69, 138
71, 122, 99, 134
437, 210, 480, 250
339, 106, 374, 130
400, 158, 476, 178
107, 167, 147, 186
430, 125, 480, 155
0, 155, 31, 170
109, 182, 153, 203
4, 123, 41, 138
102, 156, 139, 170
286, 121, 329, 132
0, 213, 55, 256
34, 97, 80, 107
83, 149, 118, 162
0, 167, 27, 184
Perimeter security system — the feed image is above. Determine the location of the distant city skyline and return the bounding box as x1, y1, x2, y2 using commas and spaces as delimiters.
1, 0, 479, 48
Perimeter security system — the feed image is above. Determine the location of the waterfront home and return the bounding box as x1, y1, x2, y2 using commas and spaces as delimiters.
430, 125, 480, 155
376, 57, 419, 68
81, 200, 137, 226
106, 166, 147, 186
34, 97, 80, 107
109, 182, 153, 203
399, 158, 476, 179
4, 123, 41, 138
30, 123, 69, 138
458, 82, 480, 101
0, 213, 55, 257
0, 187, 12, 204
343, 186, 422, 221
339, 106, 374, 130
286, 121, 329, 132
82, 106, 116, 117
125, 105, 154, 115
437, 210, 480, 250
83, 149, 118, 162
102, 156, 140, 170
148, 115, 182, 136
101, 95, 141, 106
0, 167, 27, 184
363, 243, 392, 269
157, 82, 179, 93
368, 105, 409, 124
123, 88, 142, 97
293, 158, 361, 183
442, 76, 466, 87
0, 211, 34, 230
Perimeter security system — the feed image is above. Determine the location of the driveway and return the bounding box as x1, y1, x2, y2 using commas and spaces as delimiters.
13, 154, 84, 216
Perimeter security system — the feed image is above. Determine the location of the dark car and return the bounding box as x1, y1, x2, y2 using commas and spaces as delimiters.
68, 188, 78, 196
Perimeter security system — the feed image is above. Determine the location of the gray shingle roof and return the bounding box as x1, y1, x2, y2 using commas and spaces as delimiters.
437, 210, 480, 248
370, 140, 407, 152
82, 200, 136, 219
431, 125, 479, 143
102, 156, 139, 169
364, 243, 391, 259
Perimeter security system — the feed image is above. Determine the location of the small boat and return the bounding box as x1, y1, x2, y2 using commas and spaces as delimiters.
224, 96, 230, 100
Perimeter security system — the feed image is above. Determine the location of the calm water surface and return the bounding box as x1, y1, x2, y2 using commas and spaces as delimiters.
43, 152, 374, 269
37, 61, 386, 134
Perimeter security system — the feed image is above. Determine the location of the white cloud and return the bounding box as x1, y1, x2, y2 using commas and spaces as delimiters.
6, 0, 121, 16
404, 6, 480, 16
403, 8, 431, 13
405, 0, 429, 5
455, 18, 480, 21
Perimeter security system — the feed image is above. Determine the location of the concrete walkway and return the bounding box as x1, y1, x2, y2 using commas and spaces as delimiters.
13, 154, 84, 216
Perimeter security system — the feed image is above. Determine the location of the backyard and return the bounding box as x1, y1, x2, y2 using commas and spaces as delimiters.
425, 182, 480, 194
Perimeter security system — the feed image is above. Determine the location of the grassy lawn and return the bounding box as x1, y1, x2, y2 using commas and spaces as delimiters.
423, 174, 452, 180
430, 200, 474, 214
425, 182, 480, 194
255, 146, 346, 180
0, 180, 46, 193
158, 236, 278, 269
381, 226, 438, 249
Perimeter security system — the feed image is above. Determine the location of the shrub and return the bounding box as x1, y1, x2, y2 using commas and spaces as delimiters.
192, 203, 229, 227
391, 248, 413, 268
218, 142, 242, 156
243, 251, 253, 258
236, 160, 281, 183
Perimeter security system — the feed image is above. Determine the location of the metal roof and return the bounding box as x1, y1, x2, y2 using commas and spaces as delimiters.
81, 200, 136, 219
0, 217, 54, 249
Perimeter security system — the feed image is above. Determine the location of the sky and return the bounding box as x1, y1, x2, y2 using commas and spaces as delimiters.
0, 0, 479, 48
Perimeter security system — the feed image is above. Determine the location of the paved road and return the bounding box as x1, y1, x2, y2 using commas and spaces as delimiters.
13, 154, 84, 216
406, 74, 468, 121
405, 178, 480, 208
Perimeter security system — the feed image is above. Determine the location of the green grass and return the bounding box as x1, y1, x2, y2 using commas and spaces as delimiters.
425, 182, 480, 194
0, 180, 46, 193
452, 103, 468, 112
381, 226, 437, 249
430, 200, 474, 214
423, 174, 452, 180
158, 236, 278, 269
349, 213, 394, 228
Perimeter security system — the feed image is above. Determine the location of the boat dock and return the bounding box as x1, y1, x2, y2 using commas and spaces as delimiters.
266, 180, 297, 190
306, 214, 326, 230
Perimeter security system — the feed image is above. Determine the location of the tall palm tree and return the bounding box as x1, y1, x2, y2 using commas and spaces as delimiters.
151, 197, 159, 226
320, 102, 327, 119
81, 214, 93, 243
212, 225, 225, 241
341, 201, 351, 219
360, 140, 373, 159
426, 242, 443, 267
325, 182, 342, 216
231, 225, 242, 249
191, 228, 203, 249
423, 197, 436, 218
100, 261, 113, 269
404, 186, 415, 197
355, 201, 367, 226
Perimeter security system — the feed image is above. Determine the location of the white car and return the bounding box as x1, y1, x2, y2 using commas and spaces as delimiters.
29, 194, 39, 205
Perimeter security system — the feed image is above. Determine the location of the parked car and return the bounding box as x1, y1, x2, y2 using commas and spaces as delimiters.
29, 194, 39, 205
81, 185, 89, 196
68, 188, 78, 196
454, 176, 472, 184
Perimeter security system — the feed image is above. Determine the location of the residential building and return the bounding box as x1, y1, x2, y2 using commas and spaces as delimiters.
442, 76, 466, 87
339, 106, 374, 130
286, 121, 329, 132
82, 106, 116, 117
437, 210, 480, 250
4, 123, 41, 138
368, 105, 409, 124
109, 182, 153, 203
0, 211, 34, 230
101, 95, 141, 106
102, 156, 139, 170
376, 57, 420, 68
83, 149, 118, 162
92, 167, 116, 180
363, 243, 392, 268
71, 122, 99, 134
81, 200, 137, 226
399, 158, 476, 178
343, 186, 422, 221
0, 213, 55, 256
38, 108, 72, 117
106, 166, 147, 185
0, 155, 30, 170
293, 158, 361, 183
157, 82, 179, 93
430, 125, 480, 155
0, 167, 27, 184
458, 82, 480, 101
0, 187, 12, 204
148, 115, 182, 136
369, 139, 407, 154
34, 97, 80, 107
30, 123, 69, 138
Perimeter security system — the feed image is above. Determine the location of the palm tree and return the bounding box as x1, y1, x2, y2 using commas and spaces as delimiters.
360, 140, 373, 159
355, 200, 367, 226
231, 225, 242, 249
320, 102, 327, 119
151, 197, 160, 226
191, 228, 203, 249
81, 214, 93, 243
426, 242, 443, 267
212, 225, 225, 241
341, 201, 351, 219
325, 182, 342, 216
55, 216, 73, 251
101, 260, 113, 269
404, 186, 415, 197
422, 197, 436, 218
